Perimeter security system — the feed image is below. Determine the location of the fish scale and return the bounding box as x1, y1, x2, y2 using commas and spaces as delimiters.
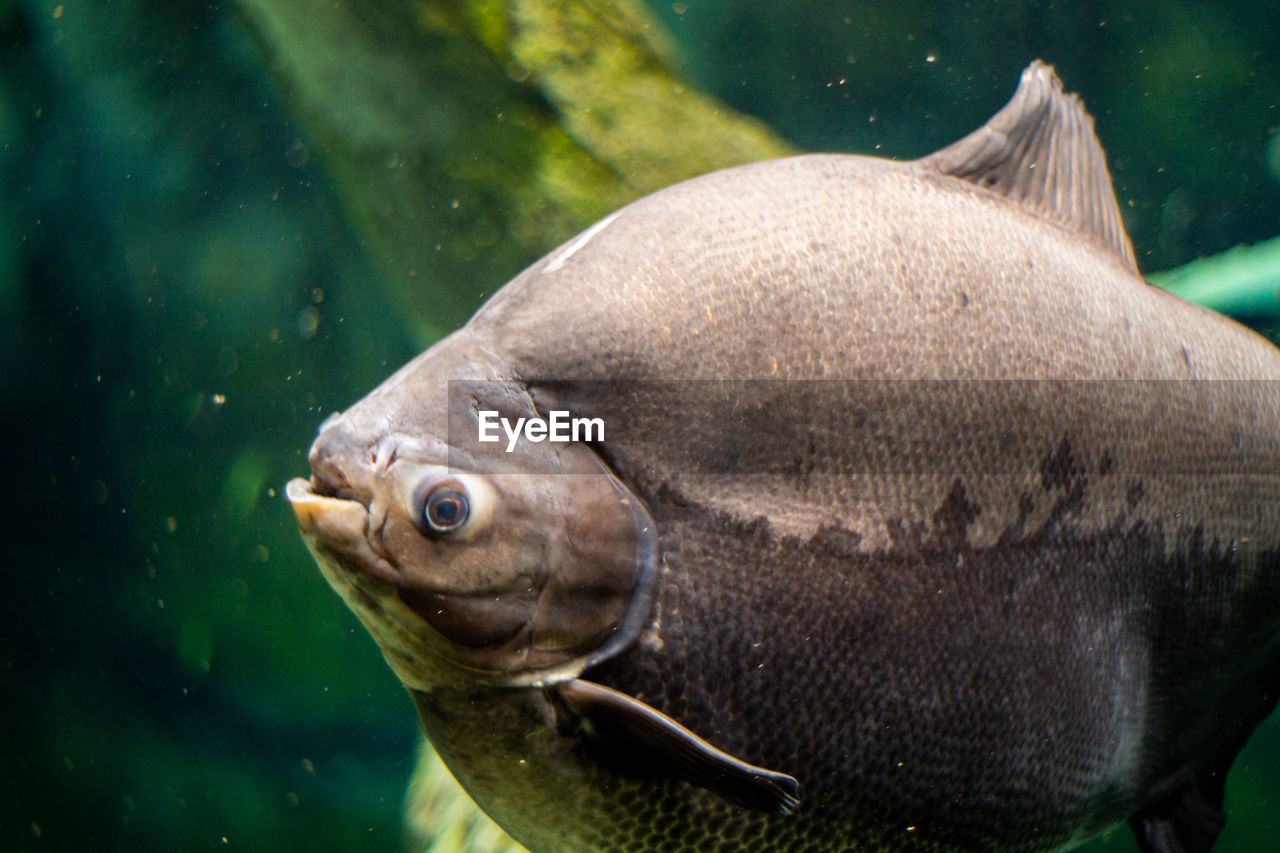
287, 62, 1280, 852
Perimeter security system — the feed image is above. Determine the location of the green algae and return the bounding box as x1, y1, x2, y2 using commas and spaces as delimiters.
233, 0, 794, 344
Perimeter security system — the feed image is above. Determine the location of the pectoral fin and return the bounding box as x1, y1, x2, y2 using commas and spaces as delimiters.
550, 678, 800, 815
1128, 770, 1227, 853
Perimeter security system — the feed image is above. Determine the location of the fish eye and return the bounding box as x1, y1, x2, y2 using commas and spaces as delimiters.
422, 485, 470, 535
401, 468, 494, 541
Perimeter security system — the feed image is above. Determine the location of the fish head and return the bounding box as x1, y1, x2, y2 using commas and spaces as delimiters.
285, 330, 657, 691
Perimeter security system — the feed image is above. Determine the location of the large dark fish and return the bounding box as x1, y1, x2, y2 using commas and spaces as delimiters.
286, 62, 1280, 852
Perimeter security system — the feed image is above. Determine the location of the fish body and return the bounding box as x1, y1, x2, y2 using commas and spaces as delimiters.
287, 63, 1280, 851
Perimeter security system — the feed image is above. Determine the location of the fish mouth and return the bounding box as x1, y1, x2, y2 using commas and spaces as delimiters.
285, 476, 397, 582
285, 474, 363, 521
306, 454, 365, 505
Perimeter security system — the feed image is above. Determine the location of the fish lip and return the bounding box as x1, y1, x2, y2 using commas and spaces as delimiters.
286, 477, 402, 584
287, 473, 361, 508
307, 458, 367, 506
285, 475, 367, 522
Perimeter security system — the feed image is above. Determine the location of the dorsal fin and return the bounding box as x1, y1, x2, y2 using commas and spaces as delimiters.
916, 60, 1138, 273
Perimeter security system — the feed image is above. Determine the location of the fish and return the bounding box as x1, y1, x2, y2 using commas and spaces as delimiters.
285, 61, 1280, 852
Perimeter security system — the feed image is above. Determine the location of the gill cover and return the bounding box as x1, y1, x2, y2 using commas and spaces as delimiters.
390, 460, 656, 680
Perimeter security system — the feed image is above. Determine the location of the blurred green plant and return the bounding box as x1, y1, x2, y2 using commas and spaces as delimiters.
233, 0, 794, 345
1151, 235, 1280, 320
406, 744, 526, 853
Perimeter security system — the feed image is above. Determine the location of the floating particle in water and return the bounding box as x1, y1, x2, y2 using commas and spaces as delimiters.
297, 306, 321, 339
286, 139, 310, 168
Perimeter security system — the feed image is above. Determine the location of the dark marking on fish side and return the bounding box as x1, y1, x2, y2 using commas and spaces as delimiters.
932, 478, 981, 549
1040, 435, 1084, 492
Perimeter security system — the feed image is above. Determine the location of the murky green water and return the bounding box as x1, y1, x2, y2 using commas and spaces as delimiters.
4, 1, 1278, 850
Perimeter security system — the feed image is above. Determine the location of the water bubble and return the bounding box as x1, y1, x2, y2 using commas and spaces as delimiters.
296, 306, 320, 340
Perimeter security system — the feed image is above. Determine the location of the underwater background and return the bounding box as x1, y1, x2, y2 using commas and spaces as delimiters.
3, 0, 1279, 851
